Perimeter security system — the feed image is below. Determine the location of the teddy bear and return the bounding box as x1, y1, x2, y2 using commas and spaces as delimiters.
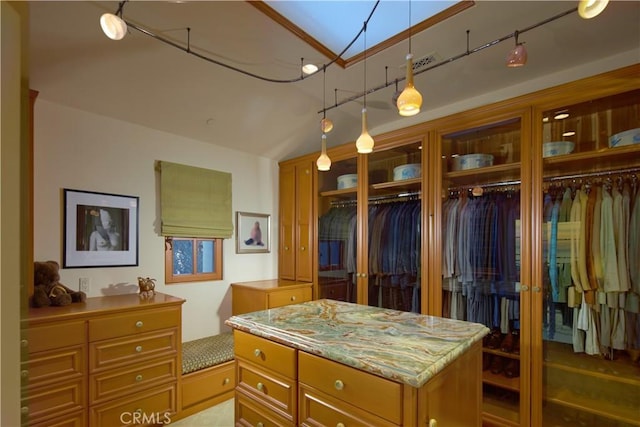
32, 260, 87, 308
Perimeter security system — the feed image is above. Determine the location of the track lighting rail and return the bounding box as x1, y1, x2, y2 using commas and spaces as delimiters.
319, 6, 578, 115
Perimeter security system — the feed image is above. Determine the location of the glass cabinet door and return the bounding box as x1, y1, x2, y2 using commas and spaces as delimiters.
317, 156, 358, 303
538, 89, 640, 426
438, 116, 526, 425
366, 140, 423, 312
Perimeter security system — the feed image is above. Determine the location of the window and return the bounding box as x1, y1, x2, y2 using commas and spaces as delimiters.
165, 237, 222, 283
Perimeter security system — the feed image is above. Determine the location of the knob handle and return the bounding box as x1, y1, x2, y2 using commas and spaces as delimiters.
257, 382, 264, 391
257, 423, 264, 427
223, 378, 230, 385
135, 345, 143, 353
21, 339, 28, 347
334, 379, 344, 390
135, 374, 143, 382
254, 349, 262, 357
290, 296, 296, 301
337, 423, 345, 427
284, 246, 289, 251
21, 370, 28, 378
135, 321, 143, 328
300, 246, 305, 251
521, 285, 529, 291
429, 419, 437, 427
20, 407, 28, 415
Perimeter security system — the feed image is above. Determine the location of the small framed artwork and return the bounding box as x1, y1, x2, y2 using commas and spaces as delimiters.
236, 211, 270, 254
63, 189, 139, 268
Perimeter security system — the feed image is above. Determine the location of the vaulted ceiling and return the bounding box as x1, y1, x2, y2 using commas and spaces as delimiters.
29, 1, 640, 161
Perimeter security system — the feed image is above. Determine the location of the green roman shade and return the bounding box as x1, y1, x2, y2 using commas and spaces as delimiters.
159, 161, 233, 238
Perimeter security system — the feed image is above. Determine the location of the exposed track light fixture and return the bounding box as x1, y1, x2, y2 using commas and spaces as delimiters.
396, 0, 422, 117
506, 30, 527, 67
100, 1, 128, 40
356, 23, 374, 154
578, 0, 609, 19
317, 66, 332, 171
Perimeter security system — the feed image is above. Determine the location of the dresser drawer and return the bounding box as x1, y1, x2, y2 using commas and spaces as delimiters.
236, 390, 294, 427
182, 361, 236, 408
299, 383, 398, 427
90, 329, 177, 372
22, 379, 84, 424
25, 321, 85, 353
234, 330, 296, 378
268, 287, 312, 308
22, 344, 84, 389
90, 383, 176, 427
88, 307, 180, 342
91, 357, 177, 404
298, 351, 402, 424
318, 281, 348, 301
237, 359, 296, 420
31, 410, 85, 427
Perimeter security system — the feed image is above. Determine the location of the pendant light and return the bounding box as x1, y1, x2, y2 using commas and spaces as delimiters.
578, 0, 609, 19
396, 0, 422, 117
506, 30, 527, 67
316, 66, 332, 171
356, 24, 374, 154
100, 1, 128, 41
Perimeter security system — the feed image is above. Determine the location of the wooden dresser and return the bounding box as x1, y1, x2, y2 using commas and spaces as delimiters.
21, 292, 184, 427
231, 279, 313, 315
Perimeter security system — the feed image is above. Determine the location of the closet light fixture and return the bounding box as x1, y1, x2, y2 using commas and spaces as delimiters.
316, 134, 332, 171
356, 23, 374, 154
317, 66, 332, 171
506, 30, 527, 67
396, 0, 422, 117
100, 1, 128, 40
578, 0, 609, 19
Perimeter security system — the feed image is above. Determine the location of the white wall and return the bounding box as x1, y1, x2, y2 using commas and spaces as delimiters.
33, 100, 279, 341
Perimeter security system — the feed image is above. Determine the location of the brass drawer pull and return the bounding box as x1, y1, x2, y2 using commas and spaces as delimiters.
21, 370, 28, 378
256, 382, 264, 391
223, 377, 230, 385
337, 423, 345, 427
135, 374, 143, 382
290, 296, 296, 301
254, 349, 262, 357
334, 379, 344, 390
257, 423, 264, 427
135, 345, 143, 353
135, 321, 143, 328
300, 246, 306, 251
429, 419, 437, 427
20, 407, 28, 415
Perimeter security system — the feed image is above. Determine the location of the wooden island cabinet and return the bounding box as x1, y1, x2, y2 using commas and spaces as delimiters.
21, 292, 184, 427
226, 299, 489, 426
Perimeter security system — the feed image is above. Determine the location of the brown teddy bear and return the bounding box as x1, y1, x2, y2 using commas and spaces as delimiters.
32, 261, 87, 308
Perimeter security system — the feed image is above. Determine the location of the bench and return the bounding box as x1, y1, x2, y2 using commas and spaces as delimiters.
177, 332, 236, 419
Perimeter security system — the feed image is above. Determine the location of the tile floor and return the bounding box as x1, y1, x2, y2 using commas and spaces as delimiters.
170, 398, 234, 427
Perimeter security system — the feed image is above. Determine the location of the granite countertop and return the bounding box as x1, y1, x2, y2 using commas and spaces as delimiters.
225, 299, 489, 387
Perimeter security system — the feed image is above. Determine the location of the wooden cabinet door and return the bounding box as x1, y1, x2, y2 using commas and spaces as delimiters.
295, 162, 313, 282
279, 164, 296, 281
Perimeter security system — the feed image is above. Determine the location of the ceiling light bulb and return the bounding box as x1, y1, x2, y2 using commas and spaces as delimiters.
302, 63, 318, 75
506, 43, 527, 67
578, 0, 609, 19
100, 13, 127, 40
397, 54, 422, 117
356, 108, 374, 154
320, 117, 333, 133
316, 134, 331, 171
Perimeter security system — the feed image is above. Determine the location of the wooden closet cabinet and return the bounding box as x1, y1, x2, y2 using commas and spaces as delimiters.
279, 64, 640, 426
21, 293, 184, 427
279, 159, 315, 283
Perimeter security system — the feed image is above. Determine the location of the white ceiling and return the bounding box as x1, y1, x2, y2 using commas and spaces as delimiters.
29, 1, 640, 162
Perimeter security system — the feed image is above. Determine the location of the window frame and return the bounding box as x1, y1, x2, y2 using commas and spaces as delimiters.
164, 237, 223, 283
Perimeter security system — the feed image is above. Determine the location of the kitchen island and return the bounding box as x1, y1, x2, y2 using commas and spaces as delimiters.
225, 299, 489, 426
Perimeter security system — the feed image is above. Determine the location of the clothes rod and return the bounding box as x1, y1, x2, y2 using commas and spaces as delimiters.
546, 166, 640, 182
330, 191, 421, 206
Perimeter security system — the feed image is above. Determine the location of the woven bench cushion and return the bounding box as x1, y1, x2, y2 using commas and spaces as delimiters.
182, 332, 235, 375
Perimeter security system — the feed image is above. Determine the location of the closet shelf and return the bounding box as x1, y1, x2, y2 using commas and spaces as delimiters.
444, 162, 522, 187
482, 371, 521, 392
543, 145, 640, 179
544, 388, 640, 426
370, 178, 421, 195
319, 188, 357, 198
543, 341, 640, 386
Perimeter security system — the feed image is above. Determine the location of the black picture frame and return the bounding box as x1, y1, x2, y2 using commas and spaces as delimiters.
63, 188, 139, 268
